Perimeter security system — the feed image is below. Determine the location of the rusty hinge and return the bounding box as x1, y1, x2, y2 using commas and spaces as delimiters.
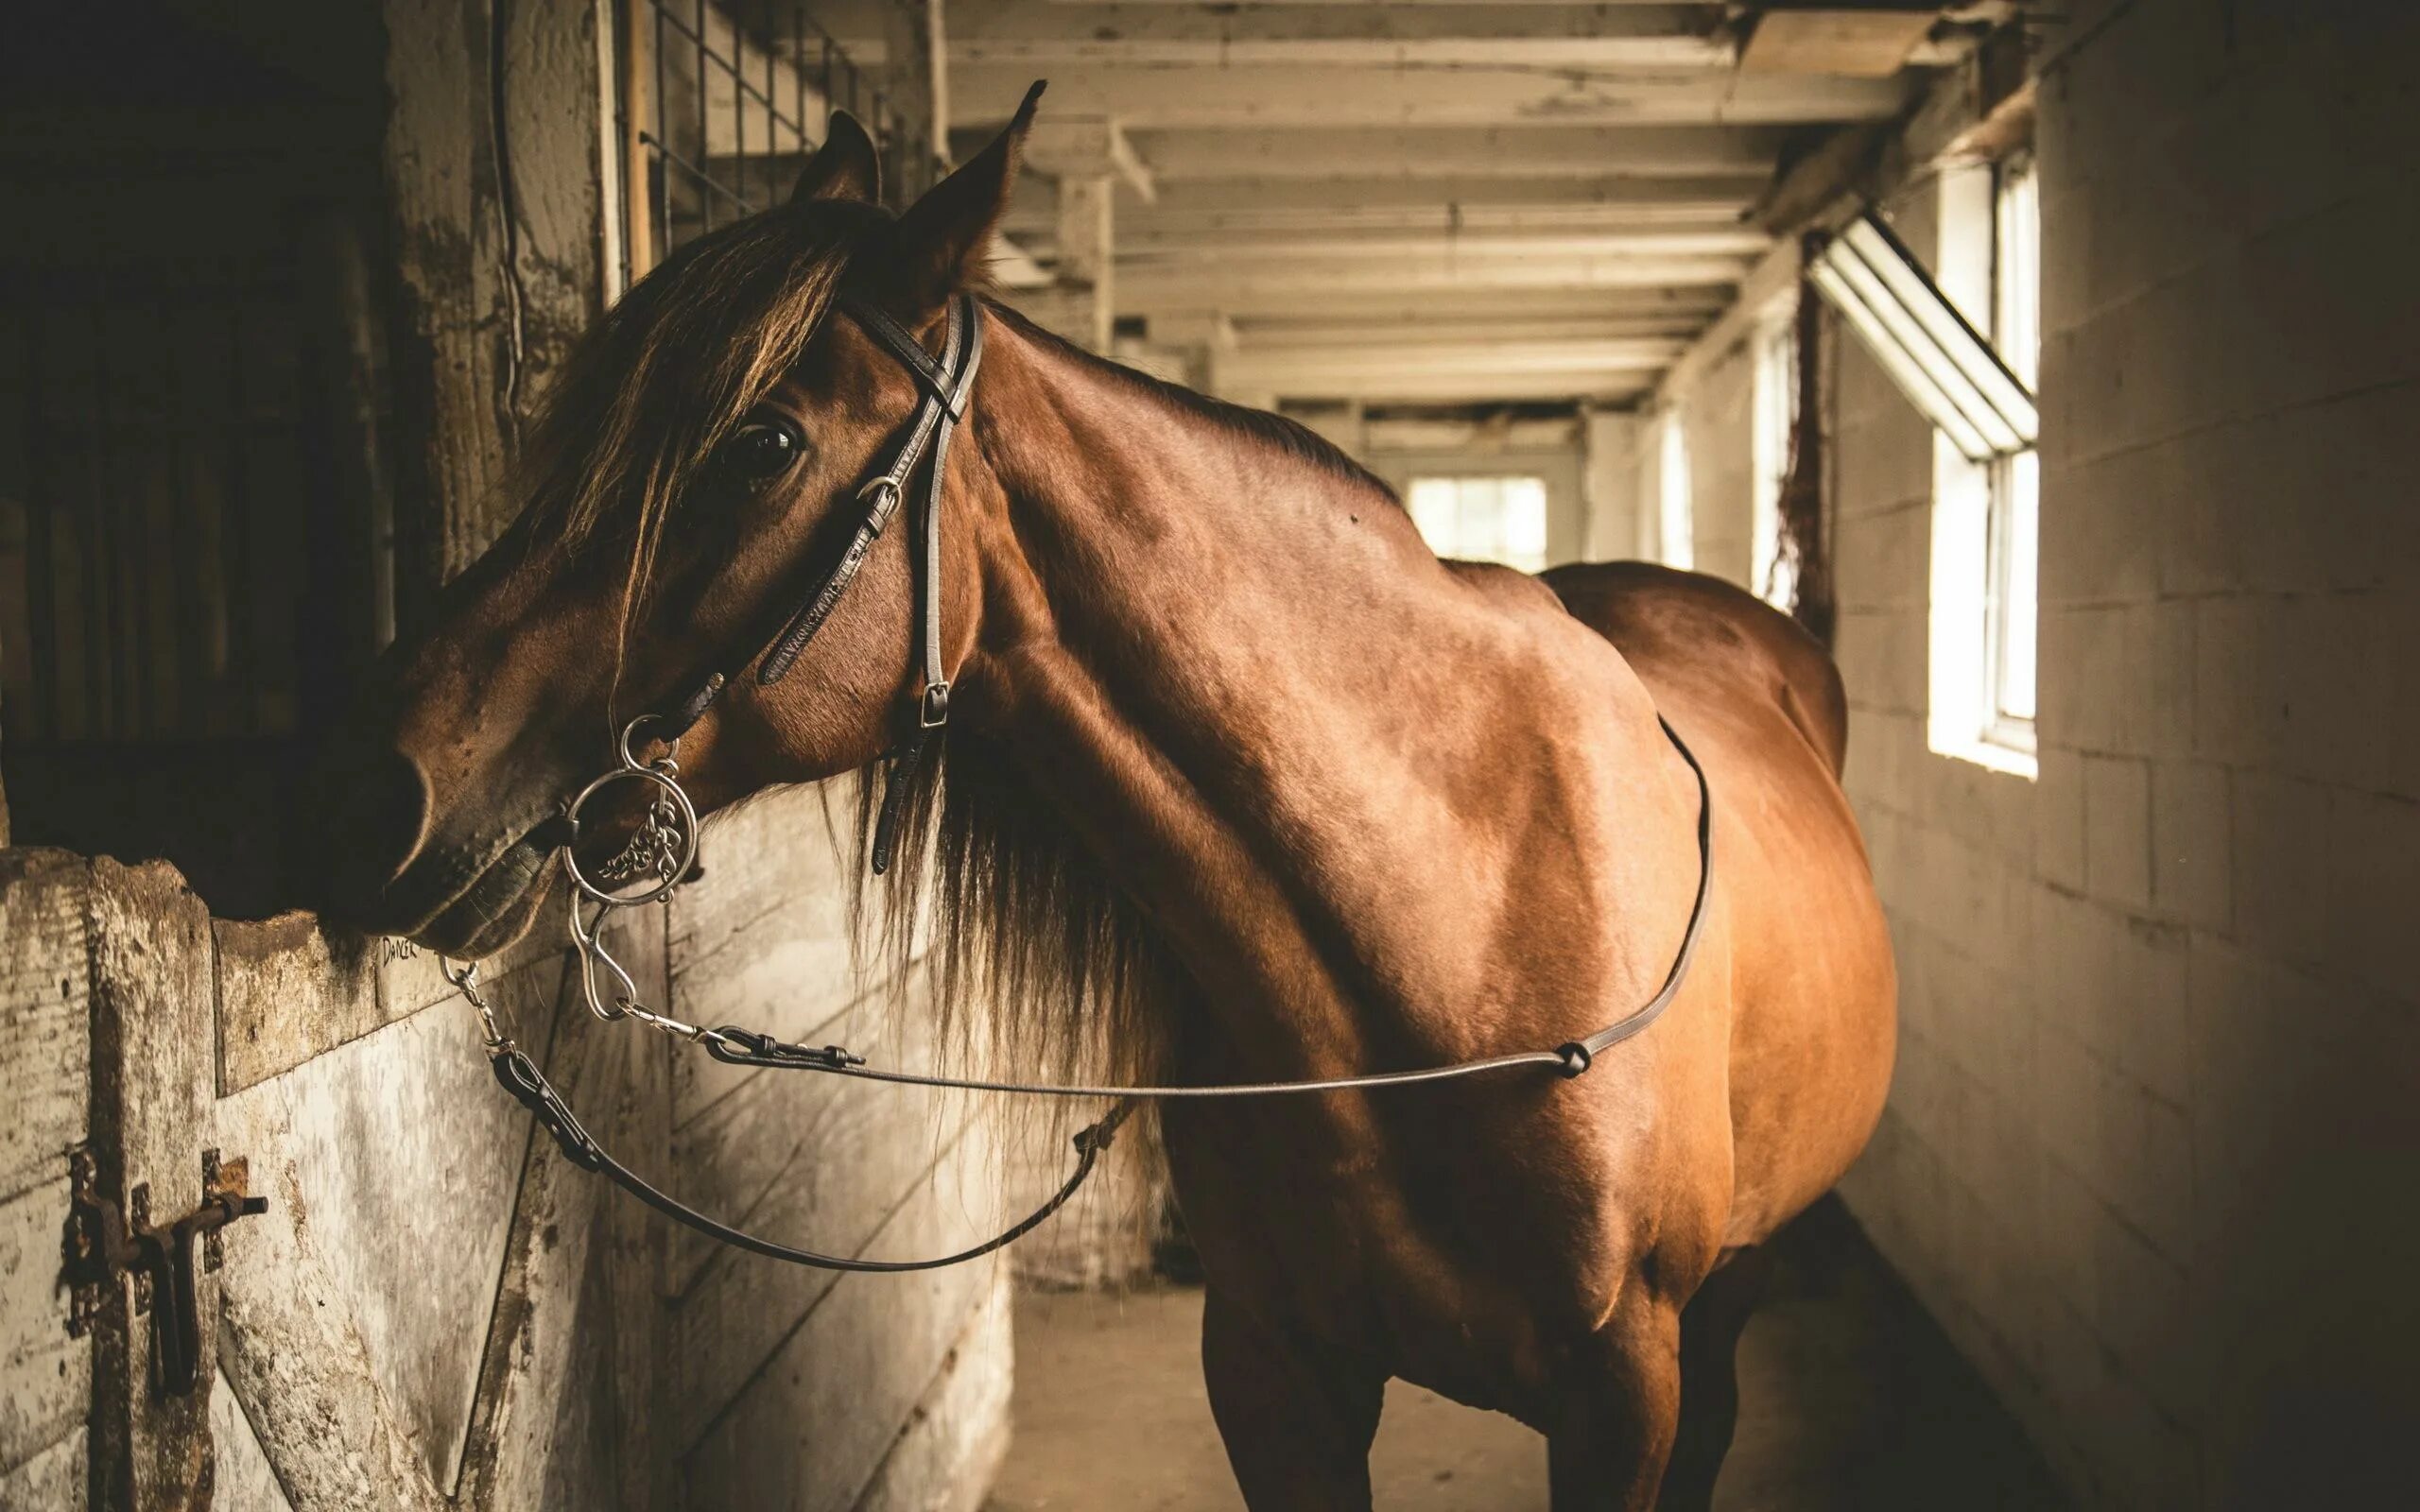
64, 1145, 268, 1398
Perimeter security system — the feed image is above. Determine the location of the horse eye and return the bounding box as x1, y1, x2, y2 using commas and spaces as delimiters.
723, 421, 803, 483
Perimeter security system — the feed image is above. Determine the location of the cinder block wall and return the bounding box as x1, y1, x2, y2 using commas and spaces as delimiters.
1663, 2, 2420, 1503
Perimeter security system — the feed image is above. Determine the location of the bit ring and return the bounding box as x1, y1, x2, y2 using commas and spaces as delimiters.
559, 764, 700, 906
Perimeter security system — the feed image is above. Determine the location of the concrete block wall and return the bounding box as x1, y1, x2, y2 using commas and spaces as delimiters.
1659, 2, 2420, 1503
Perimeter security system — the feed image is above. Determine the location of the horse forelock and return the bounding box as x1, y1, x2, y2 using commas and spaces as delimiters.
504, 198, 887, 675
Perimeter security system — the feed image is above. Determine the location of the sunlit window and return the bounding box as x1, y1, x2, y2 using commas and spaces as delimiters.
1407, 476, 1550, 572
1985, 157, 2041, 735
1926, 154, 2040, 774
1657, 415, 1694, 570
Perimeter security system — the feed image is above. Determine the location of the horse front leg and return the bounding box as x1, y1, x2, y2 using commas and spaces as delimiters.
1656, 1245, 1775, 1511
1201, 1285, 1386, 1511
1546, 1297, 1685, 1512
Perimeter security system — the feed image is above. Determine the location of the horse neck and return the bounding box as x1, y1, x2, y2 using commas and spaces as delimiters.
956, 311, 1671, 1074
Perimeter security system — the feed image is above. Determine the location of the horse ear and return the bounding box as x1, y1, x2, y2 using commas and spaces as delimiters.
791, 112, 881, 205
888, 81, 1045, 309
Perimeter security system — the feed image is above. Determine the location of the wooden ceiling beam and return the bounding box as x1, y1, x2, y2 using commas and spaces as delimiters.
944, 2, 1730, 70
1238, 368, 1659, 404
1119, 284, 1736, 324
1003, 175, 1768, 238
1222, 336, 1685, 380
1111, 227, 1773, 264
1115, 253, 1756, 306
1120, 125, 1796, 181
950, 62, 1911, 129
1228, 313, 1718, 348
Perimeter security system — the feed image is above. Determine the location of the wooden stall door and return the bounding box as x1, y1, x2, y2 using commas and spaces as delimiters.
5, 850, 670, 1512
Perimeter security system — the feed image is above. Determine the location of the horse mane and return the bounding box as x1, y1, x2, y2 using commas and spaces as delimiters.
854, 300, 1406, 1113
848, 722, 1178, 1115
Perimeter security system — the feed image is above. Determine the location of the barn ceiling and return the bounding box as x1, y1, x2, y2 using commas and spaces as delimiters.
832, 2, 2007, 410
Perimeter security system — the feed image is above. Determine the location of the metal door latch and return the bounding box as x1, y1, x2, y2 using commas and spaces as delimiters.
63, 1146, 268, 1398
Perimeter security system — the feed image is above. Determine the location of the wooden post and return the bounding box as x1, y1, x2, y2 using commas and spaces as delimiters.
622, 0, 654, 283
379, 0, 610, 610
1056, 176, 1116, 353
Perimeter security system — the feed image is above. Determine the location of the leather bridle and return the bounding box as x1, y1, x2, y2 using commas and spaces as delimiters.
455, 287, 1717, 1274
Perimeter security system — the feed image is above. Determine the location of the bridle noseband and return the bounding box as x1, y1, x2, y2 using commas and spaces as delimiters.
452, 288, 1718, 1275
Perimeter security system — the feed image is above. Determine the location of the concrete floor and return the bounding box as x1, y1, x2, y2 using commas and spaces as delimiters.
986, 1199, 2069, 1510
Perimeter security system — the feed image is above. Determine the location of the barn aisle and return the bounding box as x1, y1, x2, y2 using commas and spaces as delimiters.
988, 1200, 2068, 1511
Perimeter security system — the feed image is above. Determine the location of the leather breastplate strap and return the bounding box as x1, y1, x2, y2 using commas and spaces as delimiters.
650, 290, 984, 872
497, 284, 1720, 1276
486, 714, 1712, 1274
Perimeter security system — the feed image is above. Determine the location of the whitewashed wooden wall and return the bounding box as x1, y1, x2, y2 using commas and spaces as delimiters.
0, 812, 1011, 1511
658, 786, 1012, 1509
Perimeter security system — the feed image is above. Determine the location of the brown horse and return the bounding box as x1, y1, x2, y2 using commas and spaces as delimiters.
318, 97, 1895, 1510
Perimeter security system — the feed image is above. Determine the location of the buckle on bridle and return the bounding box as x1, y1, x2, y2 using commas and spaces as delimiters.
856, 473, 903, 527
920, 680, 952, 729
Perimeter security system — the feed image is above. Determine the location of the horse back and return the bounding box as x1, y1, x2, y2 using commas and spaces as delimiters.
1538, 560, 1848, 777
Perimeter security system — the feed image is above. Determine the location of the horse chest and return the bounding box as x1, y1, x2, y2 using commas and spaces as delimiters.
1160, 1094, 1642, 1380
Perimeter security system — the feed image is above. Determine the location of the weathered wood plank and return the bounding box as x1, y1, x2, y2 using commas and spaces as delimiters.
213, 956, 554, 1497
668, 901, 890, 1135
666, 1063, 983, 1454
601, 905, 675, 1512
0, 1426, 83, 1512
84, 858, 216, 1512
666, 971, 951, 1292
459, 903, 668, 1512
670, 785, 859, 965
215, 901, 569, 1100
212, 914, 381, 1096
0, 1177, 87, 1486
679, 1129, 1008, 1512
378, 0, 516, 587
208, 1370, 295, 1512
851, 1273, 1012, 1512
212, 1181, 448, 1512
0, 850, 89, 1202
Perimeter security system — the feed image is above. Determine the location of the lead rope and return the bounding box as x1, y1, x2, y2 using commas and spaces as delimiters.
448, 287, 1715, 1274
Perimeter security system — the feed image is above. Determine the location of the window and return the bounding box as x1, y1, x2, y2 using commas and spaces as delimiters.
1922, 155, 2041, 772
614, 1, 933, 289
1408, 475, 1550, 572
1985, 158, 2041, 733
1751, 314, 1797, 608
1656, 414, 1694, 569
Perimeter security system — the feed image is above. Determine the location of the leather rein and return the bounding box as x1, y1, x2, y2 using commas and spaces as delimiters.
453, 289, 1717, 1275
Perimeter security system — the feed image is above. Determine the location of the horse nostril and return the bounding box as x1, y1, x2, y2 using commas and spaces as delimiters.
312, 743, 433, 923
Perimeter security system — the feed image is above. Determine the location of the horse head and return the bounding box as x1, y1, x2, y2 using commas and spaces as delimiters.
314, 91, 1043, 955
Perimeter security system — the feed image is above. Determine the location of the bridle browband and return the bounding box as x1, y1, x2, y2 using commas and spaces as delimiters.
454, 288, 1717, 1275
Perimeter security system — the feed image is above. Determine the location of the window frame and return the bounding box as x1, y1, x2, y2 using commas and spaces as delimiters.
1980, 152, 2041, 754
1920, 152, 2041, 777
1404, 473, 1554, 573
